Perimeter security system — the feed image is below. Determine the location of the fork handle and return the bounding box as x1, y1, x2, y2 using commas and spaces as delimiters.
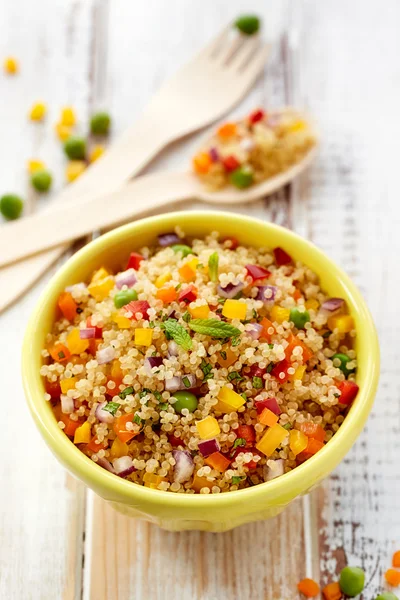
0, 171, 198, 267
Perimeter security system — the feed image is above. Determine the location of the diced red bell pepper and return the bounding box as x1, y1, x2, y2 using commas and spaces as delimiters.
63, 416, 84, 437
222, 155, 240, 172
168, 433, 184, 447
126, 252, 144, 270
178, 284, 197, 304
237, 424, 256, 446
249, 364, 267, 378
86, 436, 108, 453
297, 438, 324, 463
284, 333, 313, 362
124, 300, 150, 320
299, 421, 326, 442
221, 236, 239, 250
86, 316, 103, 338
271, 359, 291, 382
45, 379, 61, 400
245, 264, 272, 282
249, 108, 265, 124
337, 379, 359, 406
274, 247, 293, 266
255, 397, 281, 415
231, 447, 261, 470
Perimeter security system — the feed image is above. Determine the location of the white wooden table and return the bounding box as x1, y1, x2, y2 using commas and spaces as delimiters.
0, 1, 398, 598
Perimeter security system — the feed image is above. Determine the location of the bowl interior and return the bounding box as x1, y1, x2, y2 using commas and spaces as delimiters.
23, 210, 379, 509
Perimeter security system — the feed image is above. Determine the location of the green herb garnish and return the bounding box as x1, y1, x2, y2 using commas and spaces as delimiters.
220, 351, 227, 360
208, 251, 219, 283
240, 392, 247, 402
196, 263, 204, 270
233, 438, 246, 450
282, 423, 292, 430
149, 321, 156, 328
231, 335, 241, 347
323, 330, 331, 338
228, 371, 244, 382
119, 386, 134, 399
200, 359, 213, 381
139, 388, 151, 399
182, 376, 191, 388
175, 283, 182, 291
266, 363, 274, 373
268, 343, 274, 349
159, 402, 169, 410
217, 298, 226, 304
182, 311, 191, 323
252, 309, 258, 320
153, 390, 162, 401
164, 318, 193, 350
252, 376, 263, 389
133, 414, 142, 425
103, 402, 120, 416
189, 319, 240, 339
231, 476, 244, 485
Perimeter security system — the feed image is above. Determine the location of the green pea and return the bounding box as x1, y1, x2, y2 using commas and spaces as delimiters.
375, 593, 399, 600
339, 566, 365, 597
31, 169, 52, 192
172, 390, 198, 414
0, 194, 23, 220
114, 288, 138, 308
64, 135, 86, 160
331, 352, 355, 377
289, 307, 310, 329
234, 15, 261, 35
230, 166, 254, 189
90, 111, 111, 135
171, 244, 193, 257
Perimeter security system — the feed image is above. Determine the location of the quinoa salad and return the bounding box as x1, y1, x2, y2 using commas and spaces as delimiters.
192, 107, 316, 190
41, 230, 359, 494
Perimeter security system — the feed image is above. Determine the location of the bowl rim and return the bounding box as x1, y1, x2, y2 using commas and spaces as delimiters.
22, 210, 380, 509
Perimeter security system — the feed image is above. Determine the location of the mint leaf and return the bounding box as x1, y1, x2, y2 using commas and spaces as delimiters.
189, 319, 240, 339
231, 336, 241, 347
164, 318, 192, 350
103, 402, 120, 416
182, 311, 191, 323
208, 251, 219, 283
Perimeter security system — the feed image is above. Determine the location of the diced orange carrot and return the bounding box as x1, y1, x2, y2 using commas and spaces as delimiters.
292, 288, 302, 301
192, 152, 212, 174
113, 413, 138, 443
259, 407, 279, 427
393, 550, 400, 568
297, 578, 320, 597
322, 582, 342, 600
87, 436, 108, 453
57, 291, 78, 321
285, 333, 313, 362
49, 343, 71, 363
192, 473, 213, 493
205, 452, 231, 472
62, 416, 84, 437
156, 285, 178, 303
217, 122, 237, 138
385, 568, 400, 587
297, 438, 325, 462
260, 317, 275, 342
299, 421, 326, 443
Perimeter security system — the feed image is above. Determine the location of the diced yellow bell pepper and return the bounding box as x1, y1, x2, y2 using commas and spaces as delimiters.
289, 429, 308, 456
192, 473, 213, 493
89, 144, 105, 163
88, 276, 114, 301
55, 122, 73, 141
60, 377, 76, 394
189, 303, 210, 319
327, 314, 355, 334
270, 305, 291, 324
256, 423, 289, 456
27, 159, 46, 173
134, 328, 153, 347
110, 437, 129, 459
291, 365, 306, 381
286, 119, 306, 133
112, 313, 131, 329
4, 56, 18, 74
60, 106, 76, 127
91, 267, 111, 282
222, 299, 247, 320
155, 272, 172, 288
217, 345, 237, 368
217, 386, 246, 411
29, 102, 47, 121
178, 258, 199, 282
143, 472, 166, 489
66, 328, 89, 355
305, 298, 319, 311
74, 421, 91, 444
66, 160, 86, 182
196, 416, 220, 439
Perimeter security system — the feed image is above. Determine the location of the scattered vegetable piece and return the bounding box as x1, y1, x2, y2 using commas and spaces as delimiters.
297, 578, 320, 598
3, 56, 18, 74
385, 569, 400, 587
0, 193, 24, 220
66, 160, 86, 182
90, 111, 111, 135
89, 144, 105, 162
29, 102, 46, 121
64, 135, 86, 160
31, 169, 52, 192
234, 14, 261, 35
322, 582, 342, 600
339, 566, 365, 597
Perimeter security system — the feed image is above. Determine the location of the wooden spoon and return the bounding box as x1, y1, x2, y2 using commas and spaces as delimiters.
0, 144, 317, 268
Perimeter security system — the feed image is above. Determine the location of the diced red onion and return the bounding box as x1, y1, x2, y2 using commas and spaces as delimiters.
61, 394, 74, 414
256, 285, 277, 303
246, 323, 263, 340
320, 298, 345, 313
173, 450, 194, 483
96, 346, 116, 365
209, 147, 219, 162
264, 459, 284, 481
165, 376, 181, 392
217, 282, 244, 299
96, 457, 115, 473
115, 269, 137, 289
113, 456, 134, 475
255, 397, 281, 415
158, 232, 180, 246
79, 327, 96, 339
144, 356, 163, 376
95, 401, 115, 424
198, 438, 220, 457
167, 340, 179, 357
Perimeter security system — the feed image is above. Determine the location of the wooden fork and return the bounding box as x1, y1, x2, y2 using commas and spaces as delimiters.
0, 24, 269, 313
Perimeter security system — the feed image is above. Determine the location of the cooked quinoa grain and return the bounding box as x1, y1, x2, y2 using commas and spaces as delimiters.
42, 231, 359, 493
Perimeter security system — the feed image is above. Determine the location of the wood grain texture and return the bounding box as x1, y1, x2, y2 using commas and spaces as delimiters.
0, 1, 398, 599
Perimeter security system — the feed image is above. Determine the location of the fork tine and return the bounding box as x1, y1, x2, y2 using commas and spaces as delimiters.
214, 34, 246, 66
198, 23, 232, 59
228, 37, 261, 71
240, 43, 271, 79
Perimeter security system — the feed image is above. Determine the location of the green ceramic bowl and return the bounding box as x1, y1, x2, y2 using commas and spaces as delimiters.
22, 211, 379, 531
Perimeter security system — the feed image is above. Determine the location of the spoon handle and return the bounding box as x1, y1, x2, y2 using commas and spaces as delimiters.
0, 172, 198, 267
